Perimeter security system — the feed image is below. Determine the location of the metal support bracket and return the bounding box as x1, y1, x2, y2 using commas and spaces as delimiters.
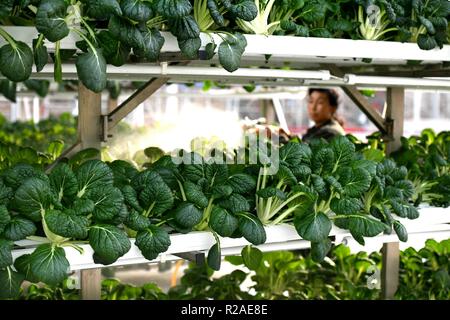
325, 65, 388, 134
174, 251, 206, 265
102, 61, 191, 142
101, 115, 112, 142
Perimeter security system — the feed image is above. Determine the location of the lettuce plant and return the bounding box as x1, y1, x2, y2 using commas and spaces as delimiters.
391, 129, 450, 207
255, 136, 418, 261
145, 152, 266, 270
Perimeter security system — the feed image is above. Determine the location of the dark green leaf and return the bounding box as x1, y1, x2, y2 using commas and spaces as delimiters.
394, 220, 408, 242
136, 28, 164, 62
327, 19, 353, 32
212, 185, 233, 199
0, 1, 14, 18
122, 185, 144, 212
0, 181, 13, 208
178, 38, 201, 59
0, 269, 25, 299
294, 211, 331, 242
301, 2, 326, 22
218, 38, 245, 72
330, 197, 363, 215
0, 80, 16, 102
311, 239, 332, 262
155, 0, 192, 18
32, 37, 48, 72
173, 202, 203, 228
170, 15, 200, 40
230, 0, 257, 21
394, 180, 415, 199
29, 244, 69, 285
3, 163, 48, 190
24, 80, 50, 98
89, 224, 131, 265
49, 163, 78, 202
330, 136, 355, 168
97, 31, 130, 67
72, 198, 95, 215
385, 186, 404, 200
217, 194, 250, 214
121, 0, 153, 21
44, 209, 89, 239
108, 16, 144, 49
417, 34, 438, 50
36, 0, 70, 42
206, 0, 225, 27
124, 209, 151, 231
334, 214, 385, 239
76, 160, 114, 198
138, 171, 174, 216
0, 239, 13, 268
89, 186, 124, 222
184, 181, 209, 208
227, 174, 256, 195
0, 206, 10, 234
13, 254, 39, 283
280, 142, 312, 166
112, 203, 129, 226
257, 187, 286, 200
209, 206, 238, 237
207, 242, 221, 270
107, 81, 121, 100
75, 48, 107, 93
85, 0, 122, 20
418, 16, 435, 34
241, 245, 262, 270
206, 163, 229, 186
312, 148, 335, 174
2, 217, 36, 241
391, 201, 419, 219
0, 42, 33, 82
135, 225, 171, 260
341, 168, 371, 198
311, 174, 327, 197
205, 42, 216, 60
324, 176, 343, 193
277, 165, 297, 186
14, 177, 53, 221
238, 212, 266, 245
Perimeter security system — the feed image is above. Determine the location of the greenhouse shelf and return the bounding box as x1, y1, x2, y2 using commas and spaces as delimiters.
11, 205, 450, 271
1, 27, 450, 72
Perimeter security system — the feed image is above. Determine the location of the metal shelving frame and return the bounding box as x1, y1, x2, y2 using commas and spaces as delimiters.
4, 29, 450, 299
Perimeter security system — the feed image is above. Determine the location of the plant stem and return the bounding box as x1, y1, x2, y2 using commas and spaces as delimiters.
271, 205, 298, 225
177, 179, 187, 201
270, 192, 304, 217
36, 33, 45, 48
0, 27, 16, 48
197, 197, 214, 230
71, 28, 96, 53
61, 242, 84, 254
26, 236, 52, 243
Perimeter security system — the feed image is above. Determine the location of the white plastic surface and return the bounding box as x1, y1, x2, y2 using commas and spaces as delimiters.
11, 205, 450, 271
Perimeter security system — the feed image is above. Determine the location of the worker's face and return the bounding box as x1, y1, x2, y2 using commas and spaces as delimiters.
307, 91, 336, 125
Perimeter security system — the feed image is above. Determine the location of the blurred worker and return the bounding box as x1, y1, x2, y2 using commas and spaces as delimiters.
302, 88, 345, 142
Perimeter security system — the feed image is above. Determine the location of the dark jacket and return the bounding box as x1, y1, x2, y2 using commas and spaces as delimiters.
302, 119, 345, 143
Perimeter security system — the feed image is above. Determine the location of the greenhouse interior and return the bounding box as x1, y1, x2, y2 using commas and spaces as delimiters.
0, 0, 449, 304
